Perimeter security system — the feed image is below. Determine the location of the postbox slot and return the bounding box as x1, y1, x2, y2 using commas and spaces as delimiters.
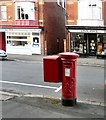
64, 63, 72, 66
64, 61, 72, 65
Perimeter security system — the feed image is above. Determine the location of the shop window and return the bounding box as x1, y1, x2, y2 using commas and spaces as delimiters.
7, 40, 29, 46
103, 35, 106, 55
33, 37, 39, 47
32, 33, 39, 36
97, 34, 106, 55
7, 36, 27, 39
71, 33, 84, 54
97, 43, 102, 54
97, 35, 103, 54
6, 35, 30, 47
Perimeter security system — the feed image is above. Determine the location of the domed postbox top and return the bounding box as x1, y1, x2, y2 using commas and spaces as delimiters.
59, 52, 79, 59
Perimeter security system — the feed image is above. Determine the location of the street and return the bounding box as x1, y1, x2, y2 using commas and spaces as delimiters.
0, 0, 106, 118
0, 56, 104, 104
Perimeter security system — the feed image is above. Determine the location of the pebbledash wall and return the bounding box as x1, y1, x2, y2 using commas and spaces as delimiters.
0, 0, 65, 55
66, 0, 106, 57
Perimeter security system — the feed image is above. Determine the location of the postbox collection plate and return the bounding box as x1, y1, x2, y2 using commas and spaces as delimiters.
65, 68, 70, 77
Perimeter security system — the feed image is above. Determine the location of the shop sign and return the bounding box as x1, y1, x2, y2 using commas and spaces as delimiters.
81, 30, 98, 33
13, 0, 35, 2
6, 29, 42, 33
69, 29, 106, 33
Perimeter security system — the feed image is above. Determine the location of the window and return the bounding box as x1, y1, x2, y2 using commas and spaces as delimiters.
88, 4, 102, 20
97, 34, 106, 55
17, 6, 29, 20
57, 0, 66, 8
15, 2, 35, 20
0, 6, 7, 21
78, 0, 102, 20
6, 35, 29, 46
59, 0, 62, 6
62, 0, 66, 8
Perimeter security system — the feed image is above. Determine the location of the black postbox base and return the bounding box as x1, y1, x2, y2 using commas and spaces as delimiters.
62, 98, 77, 106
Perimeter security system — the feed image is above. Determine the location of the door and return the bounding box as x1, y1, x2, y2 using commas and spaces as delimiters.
32, 37, 41, 54
0, 32, 6, 51
88, 34, 97, 55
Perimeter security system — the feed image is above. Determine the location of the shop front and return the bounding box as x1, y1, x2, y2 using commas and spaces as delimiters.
66, 26, 106, 57
5, 29, 42, 55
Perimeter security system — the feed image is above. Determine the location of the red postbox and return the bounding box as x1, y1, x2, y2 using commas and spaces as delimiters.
59, 52, 79, 106
43, 55, 62, 83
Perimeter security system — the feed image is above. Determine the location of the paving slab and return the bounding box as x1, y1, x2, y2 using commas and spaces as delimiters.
1, 92, 105, 118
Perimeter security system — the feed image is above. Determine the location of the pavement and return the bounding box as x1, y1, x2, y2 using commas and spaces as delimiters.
0, 91, 105, 118
0, 53, 105, 118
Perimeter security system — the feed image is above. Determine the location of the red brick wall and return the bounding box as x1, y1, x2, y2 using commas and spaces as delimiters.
43, 2, 65, 55
66, 0, 78, 25
0, 32, 6, 51
0, 1, 39, 26
103, 0, 106, 26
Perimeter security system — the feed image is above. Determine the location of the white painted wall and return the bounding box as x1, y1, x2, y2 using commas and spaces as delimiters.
77, 0, 104, 26
6, 46, 32, 55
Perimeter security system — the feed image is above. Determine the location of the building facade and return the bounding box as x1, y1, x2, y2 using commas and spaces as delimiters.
0, 0, 66, 55
66, 0, 106, 57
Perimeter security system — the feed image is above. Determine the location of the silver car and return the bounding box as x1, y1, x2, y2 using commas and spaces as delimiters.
0, 49, 7, 59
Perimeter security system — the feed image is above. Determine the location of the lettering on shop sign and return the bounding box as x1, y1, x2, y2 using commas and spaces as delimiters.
81, 30, 98, 33
13, 0, 35, 2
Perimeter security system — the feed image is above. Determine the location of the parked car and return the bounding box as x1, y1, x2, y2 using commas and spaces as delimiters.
0, 49, 7, 59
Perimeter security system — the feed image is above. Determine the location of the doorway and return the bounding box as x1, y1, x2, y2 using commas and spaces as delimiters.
32, 37, 41, 54
88, 34, 97, 56
84, 33, 97, 56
